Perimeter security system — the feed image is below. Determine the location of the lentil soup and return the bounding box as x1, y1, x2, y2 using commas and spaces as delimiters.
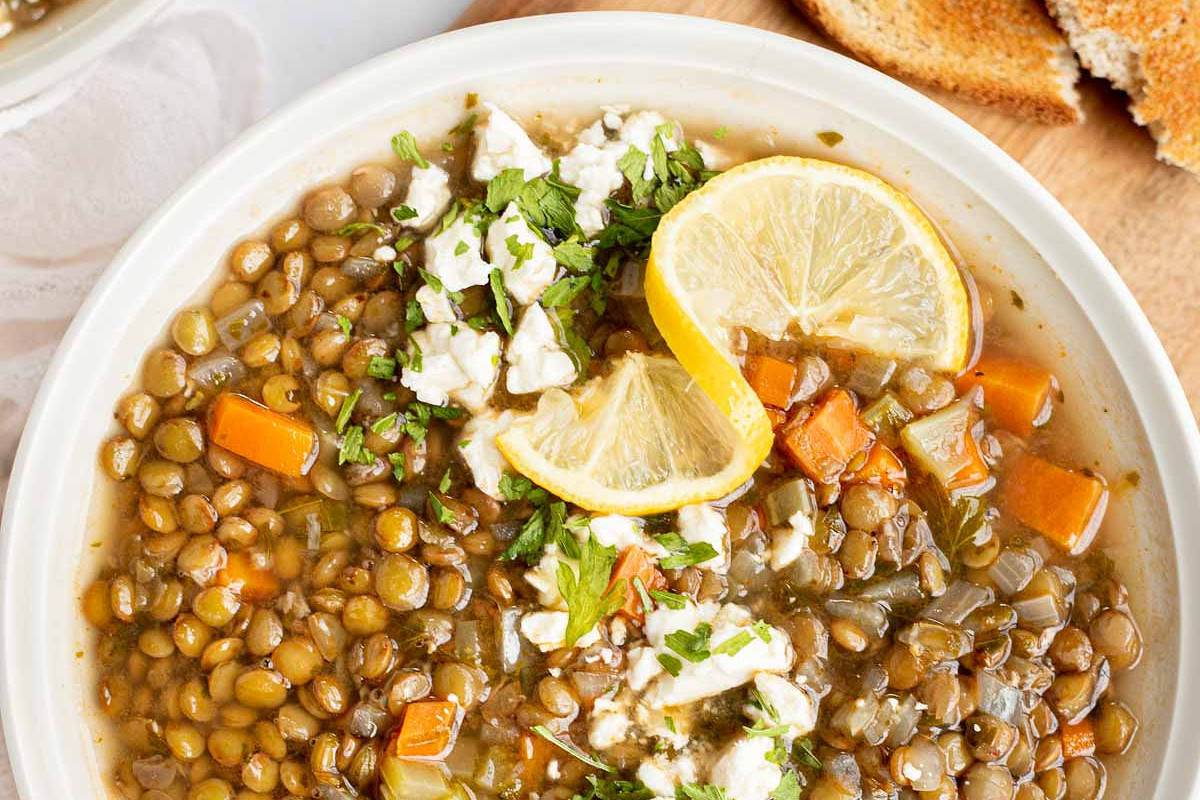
82, 99, 1145, 800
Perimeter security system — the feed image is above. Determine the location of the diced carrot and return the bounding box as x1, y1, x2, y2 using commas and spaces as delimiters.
1060, 717, 1096, 759
1001, 452, 1108, 555
216, 551, 280, 603
389, 700, 463, 760
764, 406, 787, 430
518, 731, 556, 790
608, 546, 666, 622
744, 354, 796, 409
209, 393, 318, 477
779, 388, 874, 483
955, 355, 1054, 437
843, 443, 907, 490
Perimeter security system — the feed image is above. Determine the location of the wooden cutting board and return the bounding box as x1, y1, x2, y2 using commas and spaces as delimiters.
455, 0, 1200, 418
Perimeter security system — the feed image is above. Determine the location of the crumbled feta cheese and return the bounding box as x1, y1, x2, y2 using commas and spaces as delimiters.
769, 509, 815, 571
635, 701, 691, 750
746, 673, 819, 740
589, 515, 646, 551
626, 646, 662, 692
610, 616, 629, 646
638, 752, 698, 800
694, 140, 733, 171
678, 503, 728, 572
471, 103, 552, 182
423, 214, 491, 293
457, 410, 515, 500
558, 126, 627, 236
373, 245, 398, 262
619, 110, 681, 180
484, 202, 558, 305
525, 542, 571, 611
415, 284, 456, 323
547, 760, 561, 781
601, 105, 628, 131
588, 693, 632, 749
399, 323, 500, 411
640, 602, 793, 706
709, 736, 782, 800
505, 304, 577, 394
401, 164, 453, 231
519, 610, 599, 652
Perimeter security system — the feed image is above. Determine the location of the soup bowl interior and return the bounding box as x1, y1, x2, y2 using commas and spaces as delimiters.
2, 12, 1198, 800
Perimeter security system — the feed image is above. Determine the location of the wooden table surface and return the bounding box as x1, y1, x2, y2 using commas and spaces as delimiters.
455, 0, 1200, 418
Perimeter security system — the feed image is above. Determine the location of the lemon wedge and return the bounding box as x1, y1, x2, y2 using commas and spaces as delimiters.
496, 353, 769, 514
645, 157, 972, 407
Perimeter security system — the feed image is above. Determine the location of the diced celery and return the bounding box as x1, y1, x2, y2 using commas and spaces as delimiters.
763, 477, 816, 527
860, 392, 913, 445
380, 756, 452, 800
899, 400, 983, 488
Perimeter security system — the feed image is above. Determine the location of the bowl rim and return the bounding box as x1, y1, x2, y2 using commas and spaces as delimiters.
0, 0, 171, 109
3, 11, 1199, 799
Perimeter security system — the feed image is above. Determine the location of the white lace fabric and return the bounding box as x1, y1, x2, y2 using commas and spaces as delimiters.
0, 7, 266, 504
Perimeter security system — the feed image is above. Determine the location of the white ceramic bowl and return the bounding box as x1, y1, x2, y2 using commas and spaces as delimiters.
3, 12, 1199, 799
0, 0, 169, 108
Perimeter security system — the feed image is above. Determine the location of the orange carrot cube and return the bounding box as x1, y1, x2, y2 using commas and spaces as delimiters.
216, 551, 280, 603
842, 443, 907, 490
608, 547, 667, 622
744, 354, 796, 409
209, 393, 318, 477
1001, 452, 1108, 555
1060, 718, 1096, 759
389, 700, 463, 760
779, 389, 873, 483
955, 355, 1054, 437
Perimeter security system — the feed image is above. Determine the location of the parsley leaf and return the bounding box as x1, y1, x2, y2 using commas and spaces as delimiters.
518, 176, 579, 239
367, 356, 396, 380
542, 276, 590, 307
391, 204, 418, 222
711, 630, 753, 657
337, 426, 373, 465
713, 125, 729, 140
557, 534, 624, 646
394, 236, 416, 253
485, 168, 527, 213
569, 777, 653, 800
597, 200, 662, 249
678, 784, 728, 800
794, 737, 821, 770
553, 238, 595, 273
336, 315, 352, 338
405, 299, 425, 333
632, 576, 653, 614
409, 337, 423, 372
770, 772, 800, 800
449, 113, 477, 136
429, 493, 454, 524
335, 222, 388, 238
391, 130, 430, 169
498, 473, 533, 501
388, 452, 405, 482
654, 533, 719, 569
650, 131, 672, 183
752, 620, 773, 642
501, 507, 547, 565
617, 146, 657, 204
664, 623, 712, 663
335, 388, 361, 434
438, 468, 452, 493
454, 240, 469, 256
370, 413, 398, 435
531, 725, 613, 772
649, 588, 689, 610
657, 653, 683, 677
506, 234, 534, 270
489, 269, 514, 335
913, 481, 989, 561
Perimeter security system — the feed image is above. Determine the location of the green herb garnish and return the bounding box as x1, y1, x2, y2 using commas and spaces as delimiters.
485, 168, 527, 213
649, 588, 688, 610
711, 630, 753, 657
489, 269, 514, 335
542, 276, 590, 307
657, 653, 683, 677
531, 725, 613, 772
558, 534, 624, 645
391, 130, 430, 168
367, 356, 396, 380
336, 315, 352, 338
664, 623, 712, 663
335, 388, 361, 434
334, 222, 388, 238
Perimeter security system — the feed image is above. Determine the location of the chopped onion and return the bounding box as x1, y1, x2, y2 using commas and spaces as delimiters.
187, 352, 246, 390
343, 255, 387, 280
570, 669, 618, 703
921, 580, 993, 625
131, 756, 177, 790
611, 259, 646, 299
1012, 593, 1065, 629
215, 299, 270, 350
858, 570, 924, 604
976, 671, 1022, 724
823, 752, 862, 794
825, 599, 889, 639
833, 692, 880, 738
899, 398, 985, 488
499, 608, 522, 674
728, 550, 769, 596
455, 620, 484, 663
845, 355, 897, 399
988, 548, 1042, 596
884, 695, 922, 748
898, 620, 974, 663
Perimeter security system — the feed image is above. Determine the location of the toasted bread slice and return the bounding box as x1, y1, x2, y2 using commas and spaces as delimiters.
792, 0, 1082, 124
1047, 0, 1200, 172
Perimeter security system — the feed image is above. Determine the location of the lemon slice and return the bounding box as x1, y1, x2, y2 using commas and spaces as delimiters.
496, 353, 769, 514
646, 157, 972, 407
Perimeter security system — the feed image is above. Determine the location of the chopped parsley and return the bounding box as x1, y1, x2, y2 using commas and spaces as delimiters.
489, 269, 514, 335
557, 533, 624, 646
405, 298, 425, 333
713, 125, 729, 139
498, 473, 534, 501
454, 240, 469, 256
751, 688, 780, 723
367, 356, 396, 380
617, 146, 656, 204
506, 234, 534, 270
744, 723, 790, 738
428, 493, 454, 524
394, 236, 416, 253
632, 576, 653, 614
391, 130, 430, 168
664, 623, 712, 663
370, 413, 398, 435
391, 204, 418, 222
794, 737, 821, 771
770, 772, 801, 800
711, 630, 753, 657
649, 588, 688, 610
657, 653, 683, 677
654, 532, 719, 569
569, 777, 653, 800
531, 725, 613, 772
553, 238, 595, 272
678, 784, 728, 800
752, 620, 773, 642
408, 337, 423, 372
337, 426, 373, 466
336, 315, 352, 338
334, 221, 388, 238
449, 113, 478, 136
499, 499, 569, 564
335, 388, 361, 434
518, 173, 580, 239
485, 168, 527, 213
438, 468, 452, 493
542, 276, 590, 307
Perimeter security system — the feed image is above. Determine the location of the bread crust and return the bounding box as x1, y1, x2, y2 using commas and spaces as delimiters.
792, 0, 1082, 124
